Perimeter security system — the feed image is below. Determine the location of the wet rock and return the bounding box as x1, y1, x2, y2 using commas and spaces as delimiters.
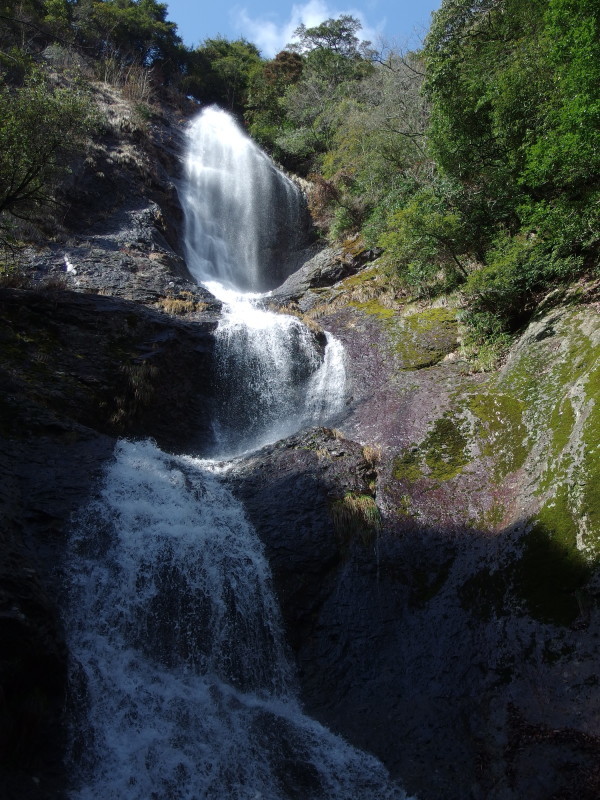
271, 241, 382, 307
0, 283, 223, 796
0, 431, 112, 800
226, 428, 379, 653
226, 295, 600, 800
3, 73, 599, 800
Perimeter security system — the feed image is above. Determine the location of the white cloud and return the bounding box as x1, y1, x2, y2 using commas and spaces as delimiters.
231, 1, 382, 58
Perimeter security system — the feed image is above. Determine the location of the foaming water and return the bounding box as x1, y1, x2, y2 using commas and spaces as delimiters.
207, 284, 346, 457
180, 109, 347, 456
66, 440, 409, 800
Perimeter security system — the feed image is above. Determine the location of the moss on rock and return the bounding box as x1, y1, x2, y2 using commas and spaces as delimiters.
393, 412, 471, 485
392, 448, 423, 482
422, 414, 470, 481
393, 307, 458, 370
349, 299, 396, 320
466, 392, 528, 481
515, 518, 591, 626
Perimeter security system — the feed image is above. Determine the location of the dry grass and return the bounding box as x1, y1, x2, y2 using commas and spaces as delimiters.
155, 293, 208, 315
274, 303, 325, 336
37, 274, 69, 291
111, 362, 158, 425
330, 492, 381, 548
315, 447, 331, 460
300, 267, 405, 322
362, 444, 381, 468
0, 267, 30, 289
321, 427, 345, 440
99, 58, 153, 104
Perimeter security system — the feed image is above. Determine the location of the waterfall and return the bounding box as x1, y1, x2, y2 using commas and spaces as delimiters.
207, 285, 346, 457
181, 107, 346, 457
66, 440, 408, 799
181, 107, 307, 293
64, 108, 409, 798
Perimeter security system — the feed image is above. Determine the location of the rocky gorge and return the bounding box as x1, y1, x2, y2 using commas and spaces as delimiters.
1, 86, 599, 800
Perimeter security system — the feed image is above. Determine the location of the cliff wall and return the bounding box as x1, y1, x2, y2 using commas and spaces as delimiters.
1, 85, 599, 800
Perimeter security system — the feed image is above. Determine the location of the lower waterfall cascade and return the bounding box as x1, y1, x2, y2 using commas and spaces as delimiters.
66, 441, 410, 799
65, 107, 412, 798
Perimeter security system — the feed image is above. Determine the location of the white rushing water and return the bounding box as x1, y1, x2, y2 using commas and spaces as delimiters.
207, 283, 346, 457
66, 440, 409, 799
181, 107, 306, 293
181, 108, 346, 457
65, 108, 409, 798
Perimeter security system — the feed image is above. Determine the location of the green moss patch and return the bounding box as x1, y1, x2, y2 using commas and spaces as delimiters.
512, 482, 595, 625
467, 392, 528, 480
581, 360, 600, 550
392, 448, 423, 482
339, 265, 384, 290
549, 396, 576, 458
394, 307, 458, 370
515, 523, 591, 626
348, 299, 395, 320
476, 500, 507, 530
345, 300, 458, 370
422, 414, 470, 482
393, 412, 471, 485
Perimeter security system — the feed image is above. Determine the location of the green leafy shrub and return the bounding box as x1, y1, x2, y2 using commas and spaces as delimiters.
378, 188, 469, 294
464, 232, 584, 327
0, 69, 96, 243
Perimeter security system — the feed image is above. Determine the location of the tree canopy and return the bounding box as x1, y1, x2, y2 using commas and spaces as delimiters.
0, 1, 597, 354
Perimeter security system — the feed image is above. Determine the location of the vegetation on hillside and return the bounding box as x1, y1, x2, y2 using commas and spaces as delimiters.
246, 3, 599, 357
0, 0, 598, 360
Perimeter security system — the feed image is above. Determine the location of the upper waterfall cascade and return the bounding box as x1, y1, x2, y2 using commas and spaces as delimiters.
181, 107, 308, 293
181, 107, 346, 456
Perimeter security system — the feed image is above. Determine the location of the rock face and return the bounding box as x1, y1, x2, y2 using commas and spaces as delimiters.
230, 275, 600, 800
226, 428, 380, 656
270, 239, 382, 307
0, 288, 219, 451
22, 83, 208, 307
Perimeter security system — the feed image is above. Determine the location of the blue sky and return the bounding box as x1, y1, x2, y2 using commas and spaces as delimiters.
164, 0, 442, 57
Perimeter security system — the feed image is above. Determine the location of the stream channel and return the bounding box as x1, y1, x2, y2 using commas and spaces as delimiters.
64, 107, 413, 799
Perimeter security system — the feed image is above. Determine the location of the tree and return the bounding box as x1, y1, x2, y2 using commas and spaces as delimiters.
0, 70, 95, 242
379, 186, 470, 293
0, 0, 70, 54
186, 37, 262, 114
289, 15, 372, 88
245, 50, 303, 157
318, 49, 430, 236
421, 0, 599, 327
275, 16, 374, 168
74, 0, 184, 78
523, 0, 600, 193
291, 15, 363, 56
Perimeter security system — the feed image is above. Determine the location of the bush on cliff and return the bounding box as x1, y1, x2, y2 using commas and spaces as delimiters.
0, 68, 96, 245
